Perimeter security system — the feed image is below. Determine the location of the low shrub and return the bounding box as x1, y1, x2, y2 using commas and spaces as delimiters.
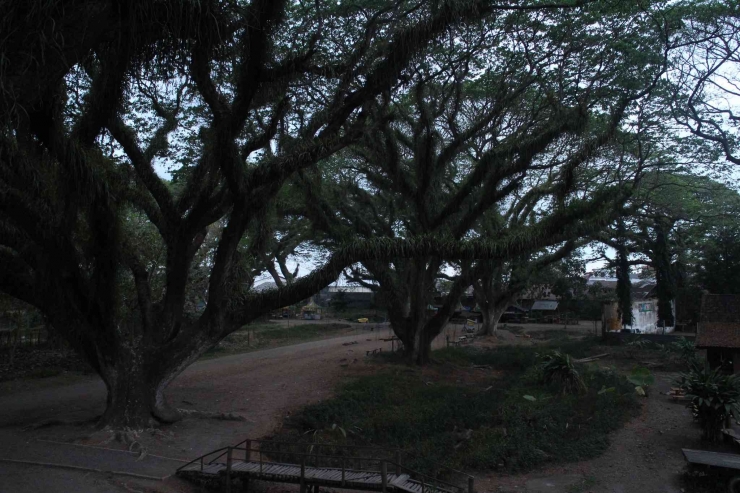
435, 346, 538, 371
664, 337, 698, 366
537, 351, 586, 394
677, 363, 740, 442
274, 345, 637, 475
626, 338, 654, 350
627, 367, 655, 397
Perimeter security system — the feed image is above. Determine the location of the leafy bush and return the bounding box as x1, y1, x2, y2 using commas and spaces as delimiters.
435, 346, 538, 371
538, 351, 586, 394
665, 337, 697, 364
274, 363, 637, 474
627, 367, 655, 396
626, 338, 654, 349
271, 341, 639, 475
677, 364, 740, 442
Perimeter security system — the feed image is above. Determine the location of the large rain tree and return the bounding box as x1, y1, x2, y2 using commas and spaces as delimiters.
1, 0, 572, 428
301, 2, 672, 363
597, 173, 740, 325
671, 1, 740, 168
468, 213, 586, 336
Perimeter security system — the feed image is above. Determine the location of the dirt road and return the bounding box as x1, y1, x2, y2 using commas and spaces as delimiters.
0, 324, 468, 493
0, 322, 696, 493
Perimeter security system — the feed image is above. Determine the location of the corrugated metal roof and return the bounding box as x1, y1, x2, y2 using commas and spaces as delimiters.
586, 278, 657, 300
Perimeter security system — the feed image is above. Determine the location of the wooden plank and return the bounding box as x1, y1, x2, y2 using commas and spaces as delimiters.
180, 454, 463, 493
202, 463, 225, 475
683, 448, 740, 470
390, 474, 410, 486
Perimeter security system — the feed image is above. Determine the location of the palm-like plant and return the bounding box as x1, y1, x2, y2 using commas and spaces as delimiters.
537, 351, 586, 394
677, 364, 740, 442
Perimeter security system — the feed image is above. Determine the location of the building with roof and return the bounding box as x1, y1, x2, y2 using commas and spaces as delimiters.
300, 299, 323, 320
599, 278, 676, 334
317, 286, 375, 309
695, 294, 740, 373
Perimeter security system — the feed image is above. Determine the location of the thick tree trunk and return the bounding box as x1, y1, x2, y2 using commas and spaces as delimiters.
100, 371, 166, 429
405, 326, 432, 365
480, 303, 507, 336
96, 347, 187, 429
388, 312, 433, 366
68, 327, 214, 430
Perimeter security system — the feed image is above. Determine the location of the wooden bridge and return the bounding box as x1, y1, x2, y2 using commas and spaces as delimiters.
177, 438, 475, 493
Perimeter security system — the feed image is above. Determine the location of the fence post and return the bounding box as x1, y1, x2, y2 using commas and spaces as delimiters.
226, 447, 233, 493
341, 457, 346, 486
245, 439, 251, 462
468, 476, 474, 493
381, 461, 387, 493
421, 475, 425, 493
395, 450, 401, 476
300, 456, 306, 493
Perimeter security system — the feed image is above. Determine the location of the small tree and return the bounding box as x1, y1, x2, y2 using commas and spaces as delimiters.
538, 351, 586, 394
615, 222, 633, 328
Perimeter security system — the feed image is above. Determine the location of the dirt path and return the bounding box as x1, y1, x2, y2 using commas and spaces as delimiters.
0, 323, 700, 493
474, 372, 698, 493
0, 325, 457, 492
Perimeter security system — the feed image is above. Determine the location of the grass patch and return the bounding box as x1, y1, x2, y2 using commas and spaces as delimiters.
25, 367, 63, 379
499, 325, 524, 335
566, 475, 599, 493
202, 323, 352, 359
527, 329, 580, 341
252, 323, 352, 343
273, 339, 638, 475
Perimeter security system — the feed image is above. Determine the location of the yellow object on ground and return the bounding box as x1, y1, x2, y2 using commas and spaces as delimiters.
357, 318, 369, 323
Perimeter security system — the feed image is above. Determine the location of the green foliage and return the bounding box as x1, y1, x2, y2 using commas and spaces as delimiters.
26, 367, 63, 379
1, 0, 724, 428
626, 338, 654, 350
677, 364, 740, 442
436, 346, 538, 371
665, 338, 697, 364
627, 367, 655, 397
274, 343, 637, 474
566, 475, 599, 493
695, 225, 740, 295
537, 351, 586, 394
615, 222, 633, 327
329, 290, 349, 312
276, 351, 635, 472
203, 323, 351, 358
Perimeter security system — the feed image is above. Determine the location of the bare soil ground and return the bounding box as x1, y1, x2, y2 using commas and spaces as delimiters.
0, 322, 707, 493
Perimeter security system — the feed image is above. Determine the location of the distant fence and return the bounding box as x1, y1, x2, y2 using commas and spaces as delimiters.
0, 326, 64, 351
604, 332, 695, 344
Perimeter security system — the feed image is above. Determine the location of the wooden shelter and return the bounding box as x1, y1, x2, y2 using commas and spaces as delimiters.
300, 300, 322, 320
696, 294, 740, 373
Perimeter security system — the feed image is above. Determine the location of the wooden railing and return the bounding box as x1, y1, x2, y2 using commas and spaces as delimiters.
177, 438, 475, 493
0, 327, 52, 349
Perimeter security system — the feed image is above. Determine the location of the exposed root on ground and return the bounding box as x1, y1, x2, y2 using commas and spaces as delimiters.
23, 415, 99, 431
178, 408, 252, 422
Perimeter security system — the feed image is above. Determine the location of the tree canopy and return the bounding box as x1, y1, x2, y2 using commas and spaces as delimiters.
0, 0, 736, 428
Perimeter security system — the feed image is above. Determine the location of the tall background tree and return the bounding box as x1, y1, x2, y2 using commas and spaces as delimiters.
1, 0, 542, 428
0, 0, 708, 426
301, 2, 672, 362
596, 173, 740, 325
